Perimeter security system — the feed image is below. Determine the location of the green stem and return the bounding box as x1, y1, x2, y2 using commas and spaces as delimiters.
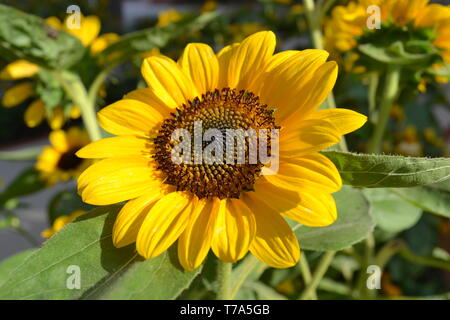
88, 65, 114, 105
54, 72, 102, 142
299, 251, 335, 300
230, 255, 262, 299
14, 225, 40, 247
357, 233, 376, 299
367, 66, 401, 153
216, 260, 232, 300
0, 146, 42, 161
297, 252, 318, 299
368, 71, 380, 122
302, 0, 347, 152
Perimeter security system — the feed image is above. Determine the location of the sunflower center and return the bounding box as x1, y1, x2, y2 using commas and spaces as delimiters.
154, 88, 278, 199
57, 147, 83, 171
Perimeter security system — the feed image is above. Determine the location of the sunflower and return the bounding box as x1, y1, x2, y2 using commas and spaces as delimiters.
36, 127, 90, 186
41, 209, 86, 238
76, 31, 367, 270
324, 0, 450, 75
0, 14, 118, 129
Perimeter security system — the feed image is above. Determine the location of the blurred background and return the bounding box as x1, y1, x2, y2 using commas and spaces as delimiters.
1, 0, 450, 299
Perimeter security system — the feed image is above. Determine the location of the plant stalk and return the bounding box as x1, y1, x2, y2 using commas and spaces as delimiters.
216, 260, 232, 300
367, 66, 401, 153
299, 251, 335, 300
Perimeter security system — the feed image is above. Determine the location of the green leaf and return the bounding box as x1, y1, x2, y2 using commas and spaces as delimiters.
0, 205, 200, 300
0, 167, 45, 205
0, 205, 136, 299
0, 249, 35, 286
243, 281, 288, 300
0, 4, 84, 69
294, 186, 374, 251
48, 190, 93, 224
358, 41, 436, 65
391, 185, 450, 218
363, 189, 422, 233
322, 151, 450, 188
97, 12, 218, 66
87, 247, 202, 300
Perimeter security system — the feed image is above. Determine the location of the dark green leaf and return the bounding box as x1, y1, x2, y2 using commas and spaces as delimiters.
0, 167, 45, 205
48, 190, 93, 224
0, 4, 85, 69
322, 151, 450, 188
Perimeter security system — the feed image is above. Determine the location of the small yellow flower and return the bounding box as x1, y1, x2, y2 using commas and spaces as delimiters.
76, 32, 367, 270
36, 127, 90, 186
41, 210, 86, 238
201, 0, 218, 12
0, 60, 39, 80
156, 9, 182, 27
1, 82, 34, 108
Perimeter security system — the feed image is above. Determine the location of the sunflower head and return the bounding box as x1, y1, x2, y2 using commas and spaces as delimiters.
325, 0, 450, 84
77, 31, 366, 270
36, 127, 90, 186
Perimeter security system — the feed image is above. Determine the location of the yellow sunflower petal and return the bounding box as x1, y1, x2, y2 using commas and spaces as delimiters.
90, 33, 119, 55
66, 126, 90, 147
77, 136, 151, 159
279, 118, 341, 156
45, 16, 62, 29
65, 15, 101, 46
415, 4, 450, 27
136, 192, 194, 259
24, 99, 45, 128
124, 87, 173, 115
113, 191, 163, 248
178, 197, 220, 270
35, 146, 60, 172
98, 99, 165, 137
49, 130, 69, 153
263, 153, 342, 193
179, 43, 219, 94
217, 43, 240, 89
257, 50, 331, 122
227, 31, 276, 90
48, 107, 65, 130
211, 198, 256, 263
141, 55, 198, 109
243, 193, 300, 268
0, 60, 39, 80
2, 82, 33, 108
300, 108, 367, 136
253, 179, 337, 227
77, 158, 163, 205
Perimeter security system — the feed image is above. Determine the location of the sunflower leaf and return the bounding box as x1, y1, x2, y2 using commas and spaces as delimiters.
363, 189, 422, 233
0, 167, 46, 207
0, 249, 36, 287
0, 4, 85, 69
294, 186, 374, 251
0, 205, 200, 300
391, 185, 450, 218
322, 151, 450, 188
